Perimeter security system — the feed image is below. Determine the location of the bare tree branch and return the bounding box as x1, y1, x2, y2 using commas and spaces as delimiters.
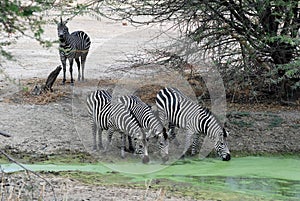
0, 149, 57, 200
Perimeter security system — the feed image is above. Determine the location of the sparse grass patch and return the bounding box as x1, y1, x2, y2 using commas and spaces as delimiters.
230, 119, 254, 127
268, 116, 284, 128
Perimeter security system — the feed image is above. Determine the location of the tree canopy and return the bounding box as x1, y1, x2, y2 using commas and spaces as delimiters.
91, 0, 300, 101
0, 0, 57, 58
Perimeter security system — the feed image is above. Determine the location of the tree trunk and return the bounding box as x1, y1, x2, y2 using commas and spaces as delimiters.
31, 65, 62, 95
42, 65, 62, 91
0, 130, 11, 137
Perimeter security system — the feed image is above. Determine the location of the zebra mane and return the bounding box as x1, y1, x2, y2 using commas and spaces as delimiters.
130, 95, 151, 109
127, 106, 142, 128
210, 109, 228, 136
201, 106, 228, 137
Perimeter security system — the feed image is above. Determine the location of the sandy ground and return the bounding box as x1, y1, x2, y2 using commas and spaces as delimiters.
0, 14, 200, 201
1, 13, 300, 201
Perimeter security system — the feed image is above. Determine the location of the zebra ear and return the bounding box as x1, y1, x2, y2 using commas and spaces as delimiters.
60, 16, 63, 24
65, 18, 70, 24
223, 128, 229, 137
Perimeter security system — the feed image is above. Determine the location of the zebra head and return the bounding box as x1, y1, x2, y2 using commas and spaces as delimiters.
134, 137, 150, 164
57, 17, 69, 42
158, 127, 169, 163
215, 128, 231, 161
132, 127, 150, 164
146, 122, 169, 163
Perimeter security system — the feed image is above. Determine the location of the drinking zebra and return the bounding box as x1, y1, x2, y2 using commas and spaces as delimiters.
156, 87, 231, 161
87, 90, 149, 163
57, 17, 91, 85
118, 95, 169, 162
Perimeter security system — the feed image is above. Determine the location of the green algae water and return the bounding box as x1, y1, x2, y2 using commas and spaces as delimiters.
1, 156, 300, 200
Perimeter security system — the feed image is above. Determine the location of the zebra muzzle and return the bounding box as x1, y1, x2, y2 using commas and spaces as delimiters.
142, 155, 150, 164
222, 153, 231, 161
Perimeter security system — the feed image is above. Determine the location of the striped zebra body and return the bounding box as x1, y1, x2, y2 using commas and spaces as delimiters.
156, 87, 231, 161
87, 90, 149, 163
57, 18, 91, 84
118, 95, 169, 162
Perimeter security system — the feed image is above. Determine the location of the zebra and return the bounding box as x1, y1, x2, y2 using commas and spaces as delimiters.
87, 90, 134, 152
87, 90, 149, 163
118, 95, 169, 163
156, 87, 231, 161
57, 17, 91, 85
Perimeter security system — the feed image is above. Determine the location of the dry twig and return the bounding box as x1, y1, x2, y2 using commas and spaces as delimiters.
0, 149, 57, 201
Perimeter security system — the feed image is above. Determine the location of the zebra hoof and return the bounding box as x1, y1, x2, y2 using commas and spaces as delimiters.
142, 155, 150, 164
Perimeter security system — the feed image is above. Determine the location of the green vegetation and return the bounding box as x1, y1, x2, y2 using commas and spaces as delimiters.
268, 115, 284, 128
230, 120, 254, 128
0, 0, 54, 58
2, 156, 300, 200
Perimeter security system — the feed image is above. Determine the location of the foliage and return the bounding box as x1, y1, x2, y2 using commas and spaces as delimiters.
0, 0, 55, 59
83, 0, 300, 101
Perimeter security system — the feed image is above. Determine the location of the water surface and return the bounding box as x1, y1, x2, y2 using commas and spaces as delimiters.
1, 156, 299, 200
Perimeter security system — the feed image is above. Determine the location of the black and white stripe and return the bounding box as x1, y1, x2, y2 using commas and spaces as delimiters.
118, 95, 169, 162
86, 90, 112, 150
156, 87, 231, 161
87, 90, 149, 163
57, 17, 91, 84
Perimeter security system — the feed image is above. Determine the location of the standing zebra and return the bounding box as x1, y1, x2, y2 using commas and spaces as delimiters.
118, 95, 169, 163
57, 17, 91, 85
87, 90, 149, 163
156, 87, 231, 161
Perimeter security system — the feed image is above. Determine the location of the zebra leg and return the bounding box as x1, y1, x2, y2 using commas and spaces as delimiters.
61, 58, 67, 85
68, 58, 74, 84
92, 121, 97, 150
127, 135, 134, 153
98, 128, 104, 150
160, 128, 169, 163
75, 58, 81, 81
181, 130, 193, 159
168, 122, 180, 146
142, 137, 150, 164
104, 128, 114, 153
120, 132, 126, 158
191, 133, 200, 156
81, 54, 87, 81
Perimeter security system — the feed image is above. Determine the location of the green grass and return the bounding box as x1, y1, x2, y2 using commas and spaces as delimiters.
230, 119, 254, 127
268, 115, 284, 128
